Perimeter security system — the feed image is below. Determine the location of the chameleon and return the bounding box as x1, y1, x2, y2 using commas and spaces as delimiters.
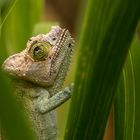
2, 26, 74, 140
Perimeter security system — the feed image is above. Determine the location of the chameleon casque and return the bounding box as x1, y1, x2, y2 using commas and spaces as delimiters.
2, 26, 74, 140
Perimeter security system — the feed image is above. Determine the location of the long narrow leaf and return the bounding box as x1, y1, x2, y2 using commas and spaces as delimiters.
115, 50, 135, 140
132, 35, 140, 140
115, 34, 140, 140
64, 0, 140, 140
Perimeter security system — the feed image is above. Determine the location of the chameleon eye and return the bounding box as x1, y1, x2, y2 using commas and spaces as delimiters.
29, 42, 52, 61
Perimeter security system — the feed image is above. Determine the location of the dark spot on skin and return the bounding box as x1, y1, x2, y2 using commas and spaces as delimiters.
32, 40, 38, 46
48, 56, 52, 59
24, 56, 28, 62
34, 40, 38, 44
68, 43, 71, 48
52, 37, 56, 41
29, 38, 32, 41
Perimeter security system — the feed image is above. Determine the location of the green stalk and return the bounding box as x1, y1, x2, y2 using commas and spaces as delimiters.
64, 0, 140, 140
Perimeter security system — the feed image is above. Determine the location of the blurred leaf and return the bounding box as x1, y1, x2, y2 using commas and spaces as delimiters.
33, 22, 59, 35
0, 73, 36, 140
2, 0, 43, 54
64, 0, 140, 140
0, 0, 43, 139
0, 0, 17, 29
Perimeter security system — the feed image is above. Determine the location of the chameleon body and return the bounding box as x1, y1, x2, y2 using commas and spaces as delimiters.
2, 26, 74, 140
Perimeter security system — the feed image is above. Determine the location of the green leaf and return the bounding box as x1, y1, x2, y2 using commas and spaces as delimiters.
132, 35, 140, 140
64, 0, 140, 140
0, 0, 43, 139
1, 0, 43, 53
115, 51, 135, 140
115, 34, 140, 140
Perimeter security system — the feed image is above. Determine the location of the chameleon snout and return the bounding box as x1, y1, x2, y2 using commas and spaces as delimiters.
2, 53, 28, 77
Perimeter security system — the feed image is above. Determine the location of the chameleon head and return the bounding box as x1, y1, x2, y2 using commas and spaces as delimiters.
2, 26, 74, 86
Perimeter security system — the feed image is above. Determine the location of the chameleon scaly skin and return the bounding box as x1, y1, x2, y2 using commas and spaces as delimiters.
2, 26, 74, 140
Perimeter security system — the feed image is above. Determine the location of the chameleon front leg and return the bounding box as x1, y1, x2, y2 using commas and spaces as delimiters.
36, 84, 74, 114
